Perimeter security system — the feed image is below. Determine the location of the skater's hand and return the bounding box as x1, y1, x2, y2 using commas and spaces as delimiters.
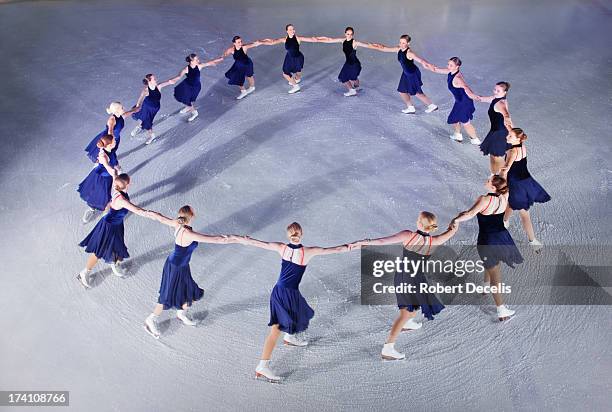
448, 221, 458, 231
504, 117, 513, 128
348, 242, 362, 251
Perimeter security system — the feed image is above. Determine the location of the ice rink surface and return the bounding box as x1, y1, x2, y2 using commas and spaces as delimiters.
0, 0, 611, 410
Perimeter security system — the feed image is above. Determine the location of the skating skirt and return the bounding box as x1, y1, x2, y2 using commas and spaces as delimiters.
157, 260, 204, 310
79, 218, 129, 263
338, 61, 361, 83
132, 98, 160, 130
394, 271, 444, 320
268, 284, 314, 334
77, 166, 113, 211
480, 129, 510, 157
397, 70, 423, 95
508, 176, 551, 211
174, 79, 201, 106
283, 52, 304, 75
447, 100, 475, 124
477, 231, 524, 269
85, 131, 119, 165
225, 60, 254, 86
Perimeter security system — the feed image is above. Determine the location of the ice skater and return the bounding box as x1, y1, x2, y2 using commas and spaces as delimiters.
236, 222, 351, 382
353, 212, 458, 360
317, 27, 378, 96
223, 36, 267, 100
77, 167, 155, 287
499, 128, 551, 251
173, 53, 223, 122
478, 82, 513, 173
131, 73, 178, 144
371, 35, 438, 114
452, 175, 523, 321
425, 57, 482, 145
84, 102, 140, 167
142, 206, 243, 338
263, 24, 322, 94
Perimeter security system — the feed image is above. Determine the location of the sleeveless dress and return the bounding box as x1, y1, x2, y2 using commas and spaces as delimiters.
338, 39, 361, 82
174, 65, 201, 106
77, 148, 118, 211
225, 47, 254, 87
268, 244, 315, 334
283, 35, 304, 75
157, 226, 204, 310
476, 193, 523, 269
394, 230, 445, 320
396, 49, 423, 95
79, 191, 130, 263
506, 143, 551, 210
447, 71, 475, 124
84, 115, 124, 164
132, 86, 161, 130
479, 97, 509, 156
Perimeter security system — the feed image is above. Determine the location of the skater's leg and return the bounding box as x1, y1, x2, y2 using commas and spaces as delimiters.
504, 206, 513, 225
153, 303, 164, 316
352, 79, 360, 88
283, 73, 295, 85
519, 209, 536, 241
386, 309, 414, 344
487, 264, 504, 306
86, 254, 98, 271
261, 324, 281, 360
462, 121, 479, 140
399, 92, 413, 107
490, 155, 505, 174
294, 72, 302, 82
247, 76, 255, 88
415, 92, 433, 106
343, 81, 353, 91
453, 123, 461, 134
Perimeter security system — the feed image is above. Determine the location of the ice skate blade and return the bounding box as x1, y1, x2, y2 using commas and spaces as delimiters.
381, 355, 405, 361
401, 328, 418, 332
498, 314, 515, 322
144, 324, 160, 339
255, 372, 280, 383
76, 274, 91, 289
283, 340, 307, 347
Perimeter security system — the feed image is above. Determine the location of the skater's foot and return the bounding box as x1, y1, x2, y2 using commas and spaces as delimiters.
283, 333, 308, 347
425, 103, 438, 113
255, 360, 280, 382
343, 88, 357, 97
503, 219, 510, 229
450, 132, 464, 142
401, 105, 416, 114
381, 343, 405, 360
130, 125, 142, 137
76, 269, 91, 289
529, 238, 543, 253
482, 281, 490, 295
176, 309, 196, 326
288, 84, 301, 94
145, 133, 157, 145
180, 106, 191, 114
236, 89, 249, 100
470, 137, 482, 145
82, 207, 97, 224
295, 78, 301, 84
110, 262, 126, 278
187, 110, 199, 122
144, 314, 160, 339
496, 304, 515, 321
401, 317, 422, 331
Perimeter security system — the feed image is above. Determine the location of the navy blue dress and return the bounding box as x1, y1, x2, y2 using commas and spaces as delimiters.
268, 244, 315, 334
447, 71, 475, 124
507, 143, 551, 210
79, 192, 130, 263
77, 148, 118, 211
84, 115, 124, 164
394, 231, 444, 320
283, 36, 304, 75
397, 49, 423, 95
480, 97, 509, 156
476, 194, 524, 269
225, 47, 254, 87
157, 226, 204, 310
174, 65, 201, 106
338, 39, 361, 83
132, 86, 161, 130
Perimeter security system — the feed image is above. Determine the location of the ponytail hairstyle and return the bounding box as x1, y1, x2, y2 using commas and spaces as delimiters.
142, 73, 154, 85
185, 53, 197, 63
496, 81, 511, 92
114, 173, 131, 192
345, 26, 354, 34
177, 205, 195, 225
400, 34, 411, 43
232, 35, 241, 43
491, 175, 509, 195
285, 23, 294, 31
511, 127, 528, 142
449, 56, 462, 67
286, 222, 303, 243
106, 101, 123, 115
96, 134, 113, 148
418, 211, 439, 232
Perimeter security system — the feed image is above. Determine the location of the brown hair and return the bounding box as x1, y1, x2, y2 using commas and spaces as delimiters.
511, 127, 528, 142
449, 56, 462, 67
418, 211, 438, 232
114, 173, 131, 192
345, 26, 354, 34
185, 53, 197, 63
491, 175, 509, 195
177, 205, 194, 225
400, 34, 411, 42
286, 222, 303, 242
96, 134, 113, 148
142, 73, 153, 85
286, 24, 294, 31
496, 81, 511, 92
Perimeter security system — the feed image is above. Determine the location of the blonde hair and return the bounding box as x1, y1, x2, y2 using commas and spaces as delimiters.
286, 222, 303, 242
114, 173, 131, 192
96, 134, 113, 148
511, 127, 528, 142
106, 101, 123, 116
418, 211, 438, 232
177, 205, 194, 225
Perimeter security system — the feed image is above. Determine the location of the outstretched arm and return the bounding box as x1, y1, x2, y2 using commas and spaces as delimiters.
123, 105, 141, 117
298, 36, 322, 43
243, 40, 268, 51
354, 40, 380, 50
238, 236, 285, 254
371, 43, 400, 53
354, 230, 415, 247
452, 196, 487, 224
315, 36, 344, 43
497, 100, 513, 128
185, 229, 241, 244
262, 37, 285, 45
454, 74, 481, 101
498, 147, 518, 179
431, 221, 459, 245
407, 50, 435, 69
198, 57, 224, 69
148, 211, 181, 228
158, 75, 180, 88
134, 87, 147, 108
426, 64, 450, 74
114, 195, 152, 218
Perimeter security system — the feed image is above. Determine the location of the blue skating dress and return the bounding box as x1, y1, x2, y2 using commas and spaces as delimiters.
77, 148, 118, 211
268, 244, 314, 334
157, 226, 204, 310
174, 65, 201, 106
132, 86, 161, 130
84, 115, 124, 164
447, 71, 475, 124
507, 143, 551, 210
338, 39, 361, 83
225, 47, 254, 87
397, 49, 423, 95
283, 35, 304, 75
79, 192, 130, 263
480, 97, 509, 156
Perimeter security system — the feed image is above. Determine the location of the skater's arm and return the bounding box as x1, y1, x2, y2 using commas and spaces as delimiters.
123, 105, 141, 116
431, 221, 459, 245
98, 151, 117, 177
355, 230, 415, 247
370, 43, 399, 52
243, 40, 265, 51
135, 87, 147, 108
304, 244, 350, 261
496, 100, 513, 128
199, 57, 224, 69
315, 36, 343, 43
298, 36, 321, 43
427, 64, 450, 74
454, 75, 480, 100
263, 37, 285, 45
407, 51, 432, 68
185, 229, 236, 244
114, 196, 151, 218
147, 211, 181, 228
223, 46, 235, 57
106, 115, 116, 135
452, 196, 488, 223
498, 148, 517, 179
478, 95, 495, 103
354, 40, 378, 50
237, 236, 285, 253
